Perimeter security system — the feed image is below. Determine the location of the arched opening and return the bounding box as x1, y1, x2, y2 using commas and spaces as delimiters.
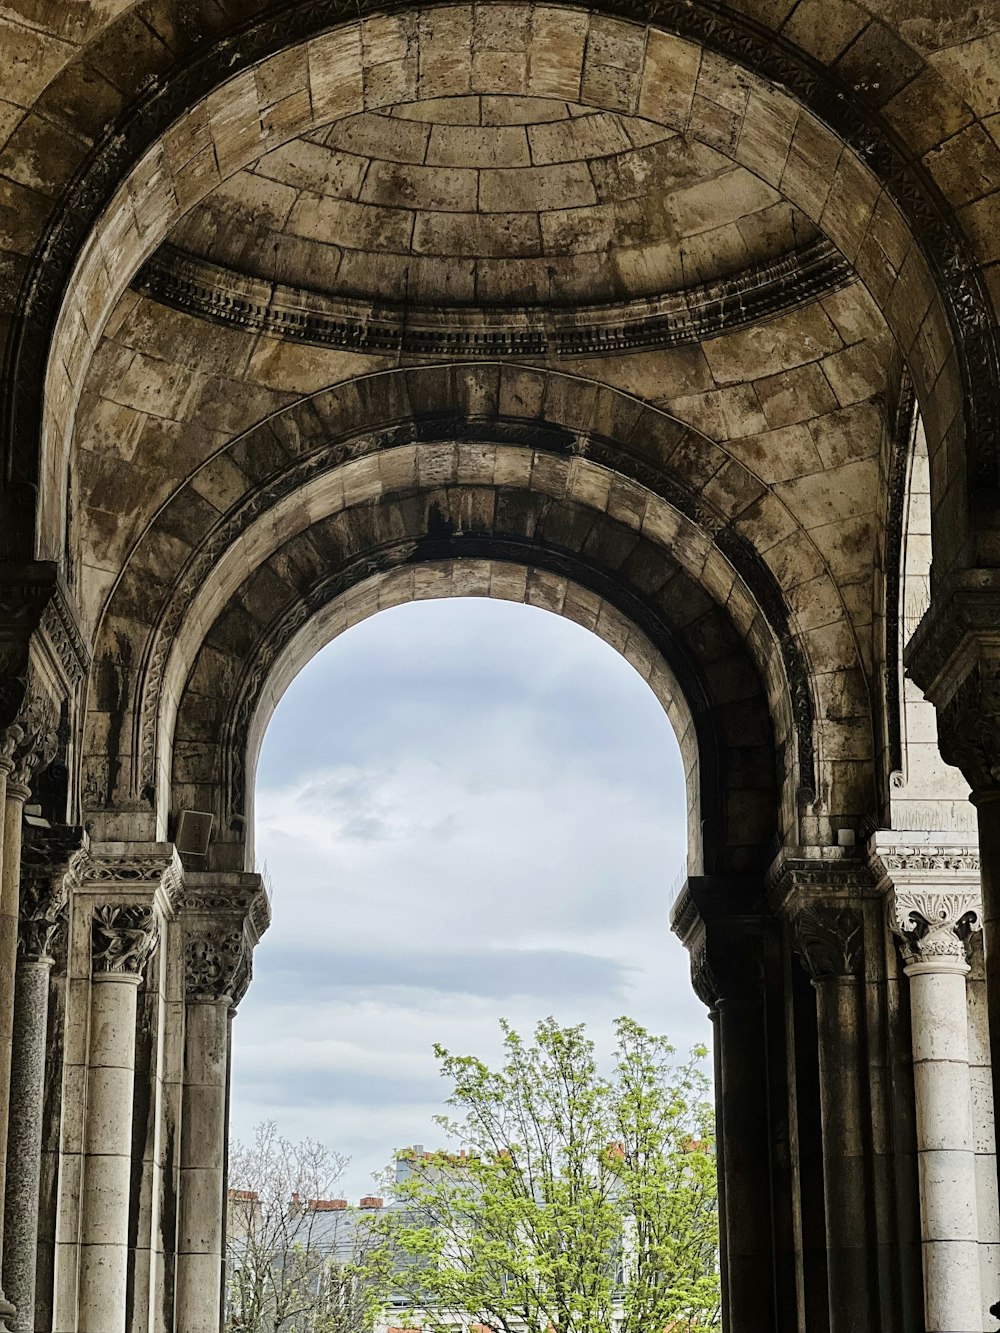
231, 596, 711, 1206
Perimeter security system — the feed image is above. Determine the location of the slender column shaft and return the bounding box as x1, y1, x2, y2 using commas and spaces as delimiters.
4, 956, 54, 1331
175, 999, 231, 1333
813, 974, 876, 1333
973, 792, 1000, 1209
716, 992, 774, 1332
78, 972, 142, 1333
907, 961, 982, 1332
0, 781, 27, 1328
708, 1009, 730, 1327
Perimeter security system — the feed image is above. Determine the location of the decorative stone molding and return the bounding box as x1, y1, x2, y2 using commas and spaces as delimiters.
79, 844, 184, 917
216, 534, 726, 828
136, 237, 853, 359
791, 905, 865, 981
91, 905, 158, 977
883, 372, 917, 777
18, 825, 88, 963
890, 889, 981, 969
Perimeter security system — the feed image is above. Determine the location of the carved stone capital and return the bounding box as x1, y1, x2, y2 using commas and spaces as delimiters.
670, 874, 771, 1006
184, 926, 251, 1003
19, 824, 88, 962
790, 904, 865, 982
890, 889, 981, 972
179, 871, 269, 1004
91, 904, 158, 978
0, 687, 59, 794
768, 848, 874, 982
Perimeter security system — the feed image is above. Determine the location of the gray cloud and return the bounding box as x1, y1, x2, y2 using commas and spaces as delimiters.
256, 944, 633, 1003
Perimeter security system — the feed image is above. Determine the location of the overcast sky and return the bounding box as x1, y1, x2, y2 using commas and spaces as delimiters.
229, 595, 712, 1200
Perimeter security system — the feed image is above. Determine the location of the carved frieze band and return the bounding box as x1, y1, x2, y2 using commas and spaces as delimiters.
135, 238, 854, 358
890, 889, 981, 968
91, 904, 158, 977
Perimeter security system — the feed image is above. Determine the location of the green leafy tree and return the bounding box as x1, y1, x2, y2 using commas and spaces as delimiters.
379, 1017, 720, 1333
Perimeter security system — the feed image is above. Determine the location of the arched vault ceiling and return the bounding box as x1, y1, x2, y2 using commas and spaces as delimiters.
162, 94, 821, 306
8, 0, 990, 582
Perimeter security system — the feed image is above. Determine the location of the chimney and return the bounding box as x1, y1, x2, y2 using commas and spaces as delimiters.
359, 1196, 383, 1209
308, 1198, 348, 1211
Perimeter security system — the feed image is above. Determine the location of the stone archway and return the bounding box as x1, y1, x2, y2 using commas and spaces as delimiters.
0, 5, 999, 1333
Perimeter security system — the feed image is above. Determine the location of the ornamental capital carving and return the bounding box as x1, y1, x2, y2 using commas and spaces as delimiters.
184, 926, 251, 1003
0, 687, 59, 791
890, 889, 981, 970
19, 824, 88, 962
92, 904, 158, 977
791, 904, 864, 982
689, 942, 722, 1011
179, 873, 268, 1004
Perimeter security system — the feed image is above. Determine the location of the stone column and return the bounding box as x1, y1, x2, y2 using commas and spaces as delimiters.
887, 882, 983, 1332
175, 875, 268, 1333
78, 904, 159, 1333
0, 700, 58, 1331
789, 900, 878, 1333
3, 826, 86, 1333
672, 876, 790, 1333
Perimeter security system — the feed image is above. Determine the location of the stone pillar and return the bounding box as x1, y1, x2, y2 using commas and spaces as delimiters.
875, 855, 984, 1332
907, 619, 1000, 1322
3, 826, 86, 1333
0, 700, 58, 1331
78, 904, 159, 1333
672, 877, 791, 1333
787, 898, 879, 1333
175, 875, 269, 1333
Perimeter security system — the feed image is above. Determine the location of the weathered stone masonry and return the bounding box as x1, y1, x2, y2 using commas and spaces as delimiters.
2, 1, 1000, 1329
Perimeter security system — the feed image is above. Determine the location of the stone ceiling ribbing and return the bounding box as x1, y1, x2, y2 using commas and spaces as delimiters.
164, 93, 821, 307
